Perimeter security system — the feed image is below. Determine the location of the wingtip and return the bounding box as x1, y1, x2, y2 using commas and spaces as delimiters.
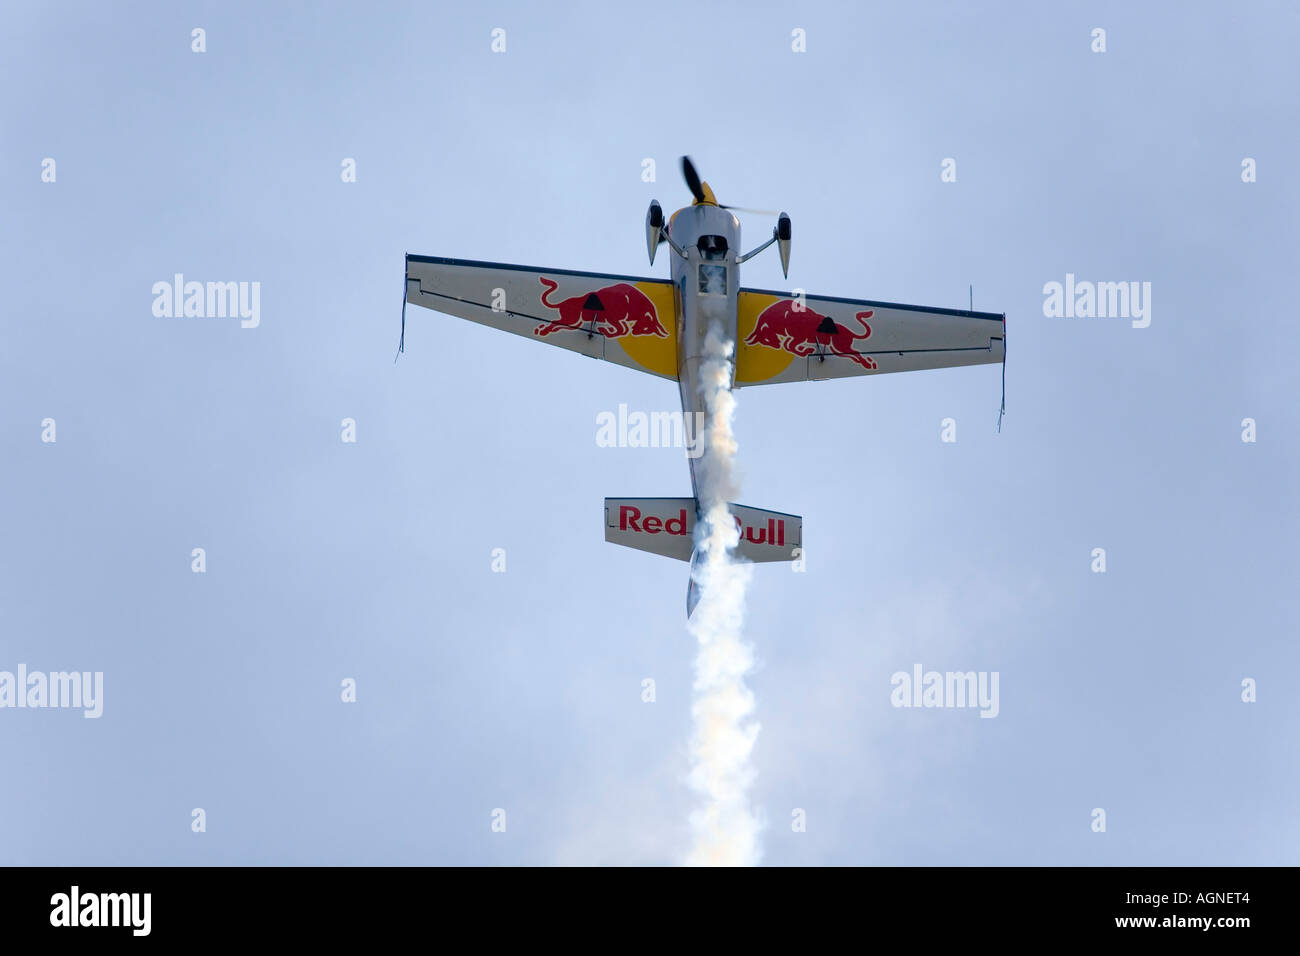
686, 549, 703, 617
396, 261, 408, 363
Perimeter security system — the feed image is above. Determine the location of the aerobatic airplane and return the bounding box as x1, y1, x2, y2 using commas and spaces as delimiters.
402, 158, 1005, 614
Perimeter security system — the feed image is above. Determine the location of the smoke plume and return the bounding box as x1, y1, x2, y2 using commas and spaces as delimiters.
684, 311, 761, 866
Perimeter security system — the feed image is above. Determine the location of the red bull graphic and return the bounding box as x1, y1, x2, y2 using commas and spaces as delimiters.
618, 505, 690, 536
535, 278, 669, 339
744, 300, 877, 370
618, 505, 787, 547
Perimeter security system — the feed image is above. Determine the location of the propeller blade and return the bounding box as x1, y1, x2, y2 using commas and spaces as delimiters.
682, 156, 778, 214
681, 155, 706, 204
720, 205, 781, 216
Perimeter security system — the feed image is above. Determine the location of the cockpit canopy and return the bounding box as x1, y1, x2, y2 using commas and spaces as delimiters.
696, 235, 728, 260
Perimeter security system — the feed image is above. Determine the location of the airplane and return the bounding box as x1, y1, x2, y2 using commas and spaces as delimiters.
402, 157, 1005, 615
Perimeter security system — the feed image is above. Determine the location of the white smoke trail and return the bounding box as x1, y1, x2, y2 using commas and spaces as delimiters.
685, 311, 761, 867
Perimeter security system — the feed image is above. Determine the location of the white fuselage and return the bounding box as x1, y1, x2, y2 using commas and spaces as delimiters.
668, 204, 742, 500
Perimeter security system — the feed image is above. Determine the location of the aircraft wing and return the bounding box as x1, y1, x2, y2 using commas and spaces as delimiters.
403, 255, 679, 380
734, 287, 1004, 386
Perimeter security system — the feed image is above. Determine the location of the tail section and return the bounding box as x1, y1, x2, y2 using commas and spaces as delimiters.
604, 497, 803, 615
687, 549, 703, 617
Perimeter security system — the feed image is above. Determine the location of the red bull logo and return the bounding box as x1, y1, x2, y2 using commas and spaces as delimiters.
618, 506, 690, 536
618, 506, 788, 547
744, 300, 877, 370
535, 278, 669, 339
732, 513, 787, 546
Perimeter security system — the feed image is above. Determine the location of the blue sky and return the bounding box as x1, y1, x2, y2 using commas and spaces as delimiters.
1, 0, 1296, 865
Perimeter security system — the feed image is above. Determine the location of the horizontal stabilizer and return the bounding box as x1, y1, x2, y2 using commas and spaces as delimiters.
604, 497, 802, 563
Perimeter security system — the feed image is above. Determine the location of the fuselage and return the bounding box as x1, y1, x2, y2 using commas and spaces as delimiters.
667, 202, 742, 499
